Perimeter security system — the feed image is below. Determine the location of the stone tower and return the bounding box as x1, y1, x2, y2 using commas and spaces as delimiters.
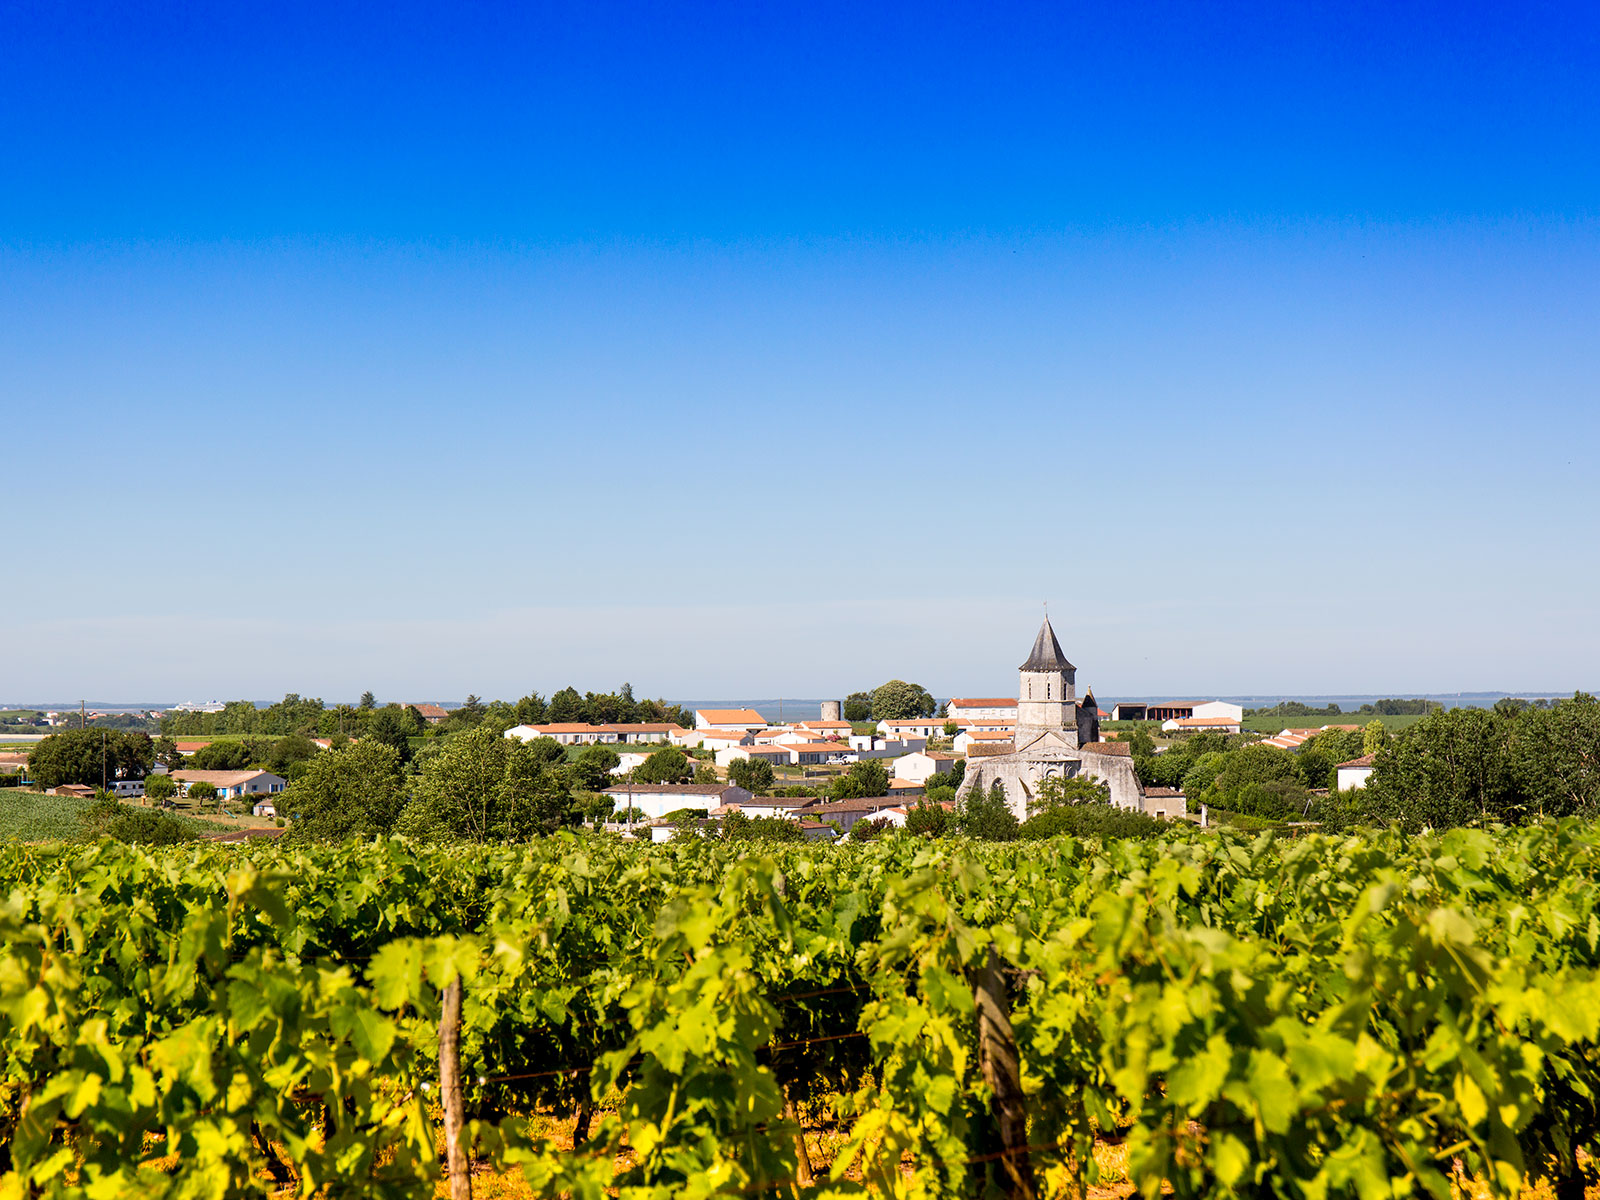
819, 699, 842, 722
1015, 615, 1077, 737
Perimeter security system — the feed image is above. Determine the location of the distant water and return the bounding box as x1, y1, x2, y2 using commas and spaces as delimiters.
673, 692, 1578, 722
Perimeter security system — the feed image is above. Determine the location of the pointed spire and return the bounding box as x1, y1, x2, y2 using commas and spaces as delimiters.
1019, 615, 1075, 672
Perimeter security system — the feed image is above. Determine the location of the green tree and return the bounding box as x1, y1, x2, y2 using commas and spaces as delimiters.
1362, 707, 1519, 830
829, 758, 889, 801
152, 736, 184, 769
942, 720, 960, 737
727, 757, 775, 793
186, 780, 218, 806
870, 680, 936, 720
189, 740, 262, 771
144, 773, 177, 805
905, 798, 950, 837
513, 691, 548, 725
366, 704, 423, 763
28, 730, 154, 788
693, 764, 718, 785
571, 745, 622, 792
282, 740, 406, 841
1512, 693, 1600, 820
848, 817, 892, 842
842, 692, 872, 722
1363, 719, 1388, 756
1202, 745, 1300, 810
636, 746, 692, 785
547, 686, 586, 723
955, 780, 1019, 841
398, 724, 574, 842
358, 691, 376, 710
266, 733, 319, 779
1029, 773, 1111, 815
721, 810, 805, 844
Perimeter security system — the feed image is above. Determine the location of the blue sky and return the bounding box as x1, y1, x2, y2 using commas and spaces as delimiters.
4, 1, 1598, 703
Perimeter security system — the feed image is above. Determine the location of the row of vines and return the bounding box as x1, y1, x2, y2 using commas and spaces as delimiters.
4, 824, 1600, 1197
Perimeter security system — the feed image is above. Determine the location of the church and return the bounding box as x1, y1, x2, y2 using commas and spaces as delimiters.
953, 616, 1181, 820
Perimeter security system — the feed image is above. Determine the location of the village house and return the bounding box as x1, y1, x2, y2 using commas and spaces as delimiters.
504, 722, 674, 746
892, 750, 961, 785
671, 727, 752, 751
1336, 754, 1376, 790
409, 703, 451, 725
170, 769, 287, 801
714, 743, 796, 769
946, 697, 1018, 721
795, 720, 853, 739
1110, 700, 1244, 723
715, 796, 813, 820
1162, 715, 1244, 735
601, 781, 754, 821
847, 734, 928, 758
693, 708, 768, 732
953, 728, 1016, 754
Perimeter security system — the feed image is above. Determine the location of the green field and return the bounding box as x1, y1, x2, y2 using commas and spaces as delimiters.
0, 789, 237, 842
1240, 711, 1427, 734
5, 827, 1600, 1196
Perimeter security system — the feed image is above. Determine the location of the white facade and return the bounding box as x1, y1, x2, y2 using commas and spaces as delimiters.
693, 709, 768, 732
946, 698, 1018, 721
1336, 758, 1375, 790
893, 752, 959, 785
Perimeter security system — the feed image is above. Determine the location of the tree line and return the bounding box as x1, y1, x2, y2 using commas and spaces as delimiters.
158, 684, 695, 738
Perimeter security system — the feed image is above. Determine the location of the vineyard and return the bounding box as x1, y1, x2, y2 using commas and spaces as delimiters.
5, 825, 1600, 1198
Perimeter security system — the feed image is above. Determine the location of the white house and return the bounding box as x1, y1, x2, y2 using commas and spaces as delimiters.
252, 799, 278, 818
848, 735, 927, 757
796, 720, 853, 739
170, 770, 286, 801
505, 723, 674, 746
609, 752, 650, 776
714, 743, 794, 770
672, 728, 752, 751
876, 718, 949, 739
601, 782, 754, 821
1113, 700, 1244, 723
893, 750, 960, 785
718, 796, 812, 820
694, 708, 768, 732
1336, 754, 1376, 790
1162, 716, 1243, 735
954, 729, 1016, 754
946, 697, 1018, 721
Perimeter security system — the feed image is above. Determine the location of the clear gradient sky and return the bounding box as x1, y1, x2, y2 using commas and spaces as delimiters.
4, 1, 1598, 703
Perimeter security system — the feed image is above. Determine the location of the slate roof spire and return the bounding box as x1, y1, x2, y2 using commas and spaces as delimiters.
1019, 614, 1075, 672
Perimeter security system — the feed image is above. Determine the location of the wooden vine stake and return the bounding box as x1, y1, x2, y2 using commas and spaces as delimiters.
973, 946, 1037, 1200
439, 974, 472, 1200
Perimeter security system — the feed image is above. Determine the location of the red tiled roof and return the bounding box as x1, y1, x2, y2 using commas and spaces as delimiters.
696, 709, 766, 725
948, 698, 1017, 708
1336, 754, 1376, 769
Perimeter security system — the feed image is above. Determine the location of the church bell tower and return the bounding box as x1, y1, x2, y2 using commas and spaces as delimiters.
1016, 614, 1077, 732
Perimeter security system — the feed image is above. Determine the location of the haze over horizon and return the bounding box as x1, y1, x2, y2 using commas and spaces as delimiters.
6, 1, 1598, 699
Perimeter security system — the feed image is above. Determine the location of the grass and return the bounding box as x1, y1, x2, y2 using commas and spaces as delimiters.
1241, 712, 1427, 734
0, 789, 241, 842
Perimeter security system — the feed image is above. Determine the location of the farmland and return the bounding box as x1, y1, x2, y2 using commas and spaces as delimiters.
5, 825, 1600, 1197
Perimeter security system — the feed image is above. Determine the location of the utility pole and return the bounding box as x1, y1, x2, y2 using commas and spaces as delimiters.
101, 731, 107, 793
81, 700, 86, 729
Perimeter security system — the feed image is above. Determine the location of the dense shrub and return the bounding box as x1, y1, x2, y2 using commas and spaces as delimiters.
1019, 802, 1169, 841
